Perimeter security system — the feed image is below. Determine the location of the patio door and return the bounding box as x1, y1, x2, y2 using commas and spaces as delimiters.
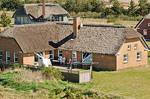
82, 52, 92, 64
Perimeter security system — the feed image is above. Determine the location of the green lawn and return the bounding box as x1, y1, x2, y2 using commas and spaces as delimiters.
0, 64, 150, 99
146, 41, 150, 46
81, 18, 138, 28
81, 66, 150, 99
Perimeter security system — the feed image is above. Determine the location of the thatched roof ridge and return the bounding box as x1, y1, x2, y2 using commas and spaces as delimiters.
0, 22, 143, 54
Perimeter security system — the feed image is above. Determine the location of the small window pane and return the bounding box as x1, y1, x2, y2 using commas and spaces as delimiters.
143, 29, 147, 35
123, 54, 128, 63
58, 50, 63, 57
134, 44, 138, 50
14, 51, 19, 63
137, 52, 142, 61
127, 45, 131, 51
6, 51, 11, 64
72, 51, 77, 62
0, 50, 3, 63
49, 50, 54, 60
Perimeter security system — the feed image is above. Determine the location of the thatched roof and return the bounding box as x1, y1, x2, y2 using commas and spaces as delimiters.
58, 24, 143, 54
13, 3, 69, 18
145, 13, 150, 19
0, 22, 143, 54
0, 23, 59, 53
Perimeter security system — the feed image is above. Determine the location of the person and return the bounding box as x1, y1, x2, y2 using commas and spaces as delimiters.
58, 56, 63, 65
62, 57, 66, 66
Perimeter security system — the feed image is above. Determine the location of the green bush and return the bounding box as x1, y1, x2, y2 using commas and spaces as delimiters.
48, 86, 124, 99
42, 67, 63, 80
107, 16, 116, 23
10, 63, 23, 69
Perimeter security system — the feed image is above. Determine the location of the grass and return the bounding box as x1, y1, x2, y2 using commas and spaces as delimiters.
81, 18, 138, 28
76, 66, 149, 99
0, 66, 150, 99
0, 69, 123, 99
146, 41, 150, 46
0, 59, 150, 99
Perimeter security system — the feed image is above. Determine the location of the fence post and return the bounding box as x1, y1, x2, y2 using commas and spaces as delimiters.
90, 64, 93, 79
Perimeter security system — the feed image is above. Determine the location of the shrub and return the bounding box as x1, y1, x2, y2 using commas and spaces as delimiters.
0, 72, 38, 92
10, 63, 23, 69
42, 67, 63, 80
48, 86, 124, 99
107, 16, 116, 23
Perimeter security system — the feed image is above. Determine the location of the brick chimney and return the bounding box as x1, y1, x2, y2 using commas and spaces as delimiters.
42, 0, 45, 17
73, 17, 81, 38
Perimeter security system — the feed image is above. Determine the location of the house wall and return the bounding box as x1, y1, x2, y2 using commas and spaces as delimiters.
136, 19, 150, 39
0, 37, 23, 64
116, 38, 148, 70
15, 16, 32, 24
23, 53, 34, 65
52, 49, 83, 62
23, 50, 52, 66
56, 49, 116, 70
92, 54, 116, 70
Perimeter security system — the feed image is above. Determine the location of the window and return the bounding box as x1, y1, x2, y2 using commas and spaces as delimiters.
14, 51, 19, 63
143, 29, 147, 35
127, 45, 131, 51
123, 54, 128, 63
148, 23, 150, 27
6, 51, 11, 64
134, 44, 138, 50
34, 52, 43, 62
34, 55, 38, 62
0, 50, 3, 63
49, 50, 54, 60
82, 52, 92, 63
137, 52, 142, 61
58, 50, 63, 57
72, 51, 77, 62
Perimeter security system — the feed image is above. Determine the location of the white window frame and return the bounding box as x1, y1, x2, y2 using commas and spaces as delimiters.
6, 51, 11, 64
58, 50, 63, 57
148, 23, 150, 27
134, 44, 138, 50
72, 51, 77, 62
137, 52, 142, 61
34, 52, 43, 62
127, 45, 131, 51
123, 54, 128, 63
0, 50, 3, 63
14, 51, 19, 63
143, 29, 147, 35
49, 50, 54, 60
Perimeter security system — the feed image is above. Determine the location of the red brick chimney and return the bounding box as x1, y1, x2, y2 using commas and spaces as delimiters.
73, 17, 81, 37
42, 0, 45, 17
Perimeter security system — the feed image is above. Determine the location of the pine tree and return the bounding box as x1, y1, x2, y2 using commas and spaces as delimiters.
0, 11, 11, 27
128, 0, 137, 16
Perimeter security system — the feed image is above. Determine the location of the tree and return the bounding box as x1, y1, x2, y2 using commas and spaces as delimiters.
138, 0, 149, 16
0, 11, 11, 27
91, 0, 105, 12
1, 0, 22, 10
128, 0, 137, 16
111, 0, 122, 15
63, 0, 76, 12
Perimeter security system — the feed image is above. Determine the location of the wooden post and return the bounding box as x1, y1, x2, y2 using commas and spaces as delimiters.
90, 63, 93, 79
